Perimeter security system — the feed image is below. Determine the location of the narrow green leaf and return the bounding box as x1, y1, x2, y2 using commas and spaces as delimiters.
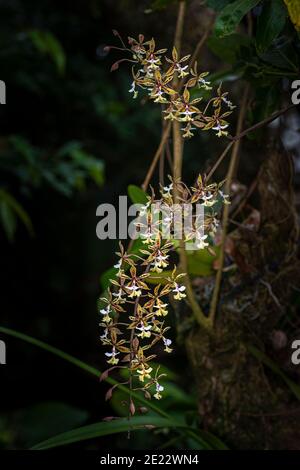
258, 37, 299, 71
186, 247, 219, 276
31, 416, 213, 450
207, 0, 234, 12
214, 0, 261, 38
9, 135, 37, 164
128, 184, 148, 205
0, 327, 228, 451
28, 30, 66, 75
100, 266, 119, 291
197, 430, 229, 450
0, 326, 168, 418
28, 30, 48, 53
247, 86, 280, 140
256, 0, 287, 52
146, 246, 220, 284
0, 200, 17, 242
0, 326, 99, 376
207, 33, 252, 63
283, 0, 300, 31
146, 270, 172, 285
44, 31, 66, 75
202, 67, 244, 85
0, 189, 34, 239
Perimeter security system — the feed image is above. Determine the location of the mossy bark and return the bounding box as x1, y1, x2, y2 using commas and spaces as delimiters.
185, 142, 300, 449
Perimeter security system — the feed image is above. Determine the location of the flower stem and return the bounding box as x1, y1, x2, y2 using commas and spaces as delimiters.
209, 85, 250, 325
173, 120, 212, 330
142, 122, 171, 191
127, 296, 139, 438
206, 104, 296, 184
174, 1, 186, 54
172, 1, 212, 331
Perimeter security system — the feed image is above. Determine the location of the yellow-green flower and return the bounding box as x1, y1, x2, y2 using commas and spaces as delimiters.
105, 346, 119, 365
137, 365, 153, 382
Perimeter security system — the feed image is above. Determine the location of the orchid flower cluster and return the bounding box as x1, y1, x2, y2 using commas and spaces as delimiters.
109, 33, 235, 139
99, 176, 230, 408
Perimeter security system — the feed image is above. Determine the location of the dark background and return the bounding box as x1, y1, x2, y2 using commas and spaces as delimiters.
0, 0, 196, 449
0, 0, 300, 450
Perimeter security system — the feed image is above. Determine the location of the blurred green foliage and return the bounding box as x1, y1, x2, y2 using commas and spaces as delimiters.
0, 0, 160, 242
0, 137, 104, 240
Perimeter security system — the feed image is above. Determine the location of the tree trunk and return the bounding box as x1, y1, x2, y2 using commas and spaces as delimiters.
185, 141, 300, 449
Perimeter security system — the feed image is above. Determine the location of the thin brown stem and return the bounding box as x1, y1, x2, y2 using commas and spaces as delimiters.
178, 10, 215, 95
142, 122, 171, 191
179, 238, 212, 330
189, 16, 215, 70
159, 116, 167, 186
173, 116, 211, 330
172, 0, 185, 186
172, 2, 211, 330
174, 1, 186, 54
127, 295, 139, 439
230, 103, 296, 142
206, 103, 296, 183
206, 141, 234, 182
172, 120, 183, 183
127, 263, 152, 437
165, 139, 173, 169
230, 166, 262, 219
209, 85, 250, 325
159, 146, 165, 186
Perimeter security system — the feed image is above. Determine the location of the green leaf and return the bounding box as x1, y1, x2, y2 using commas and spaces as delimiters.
206, 0, 234, 11
115, 364, 195, 411
161, 382, 196, 407
42, 171, 72, 197
100, 266, 119, 291
207, 33, 252, 63
71, 149, 105, 187
214, 0, 261, 38
110, 380, 193, 418
88, 160, 105, 186
0, 326, 100, 376
44, 32, 66, 75
256, 0, 287, 52
205, 66, 244, 84
57, 141, 83, 157
197, 430, 229, 450
0, 189, 34, 240
247, 344, 300, 401
128, 184, 148, 205
146, 270, 173, 285
28, 30, 66, 75
58, 141, 105, 188
247, 86, 280, 140
31, 416, 213, 450
258, 37, 299, 71
283, 0, 300, 31
186, 246, 220, 276
0, 200, 17, 242
0, 326, 168, 418
0, 327, 228, 450
9, 135, 37, 164
146, 247, 219, 284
